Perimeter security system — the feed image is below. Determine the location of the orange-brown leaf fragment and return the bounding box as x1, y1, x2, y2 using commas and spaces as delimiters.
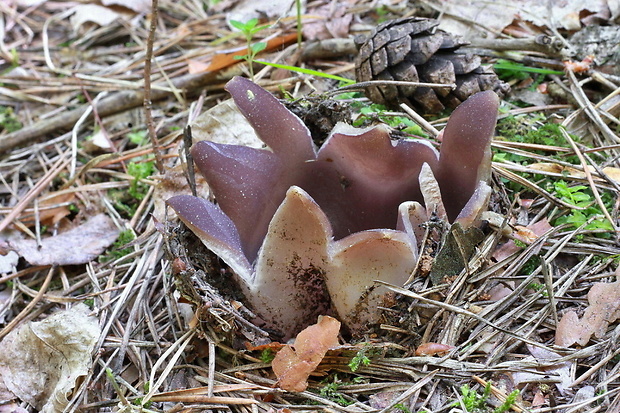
18, 192, 75, 229
556, 277, 620, 347
414, 342, 454, 356
272, 316, 341, 392
244, 341, 285, 352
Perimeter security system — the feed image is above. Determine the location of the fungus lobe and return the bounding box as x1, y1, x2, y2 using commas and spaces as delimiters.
168, 76, 499, 338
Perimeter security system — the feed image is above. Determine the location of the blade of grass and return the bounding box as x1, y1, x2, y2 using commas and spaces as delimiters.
255, 60, 355, 84
493, 60, 564, 75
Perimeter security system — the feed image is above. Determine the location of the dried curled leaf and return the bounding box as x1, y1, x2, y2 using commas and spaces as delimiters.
556, 276, 620, 347
271, 316, 340, 392
0, 304, 100, 412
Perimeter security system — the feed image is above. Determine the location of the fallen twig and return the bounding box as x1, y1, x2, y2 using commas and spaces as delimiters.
0, 70, 225, 153
144, 0, 165, 172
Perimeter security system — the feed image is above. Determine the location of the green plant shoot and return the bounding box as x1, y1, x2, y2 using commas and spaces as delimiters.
230, 18, 271, 80
553, 180, 614, 234
349, 347, 371, 372
494, 389, 520, 413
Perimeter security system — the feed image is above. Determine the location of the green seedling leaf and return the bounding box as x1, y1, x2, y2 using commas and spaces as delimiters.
251, 42, 267, 54
250, 24, 272, 36
229, 18, 256, 32
348, 345, 372, 372
229, 19, 271, 80
493, 59, 563, 90
453, 383, 492, 410
554, 181, 591, 207
552, 180, 614, 235
230, 18, 271, 38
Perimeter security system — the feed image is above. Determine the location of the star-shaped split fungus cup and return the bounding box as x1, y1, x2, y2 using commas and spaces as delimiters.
168, 76, 499, 338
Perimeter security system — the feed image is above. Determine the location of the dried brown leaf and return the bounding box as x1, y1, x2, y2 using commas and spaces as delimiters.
187, 59, 211, 75
439, 0, 617, 37
17, 192, 75, 229
414, 342, 454, 356
528, 162, 620, 184
7, 214, 120, 266
0, 250, 18, 275
303, 0, 355, 41
69, 5, 127, 30
0, 304, 100, 412
152, 163, 210, 223
602, 166, 620, 183
512, 345, 573, 395
272, 316, 340, 392
556, 276, 620, 347
369, 391, 400, 409
487, 280, 515, 302
227, 0, 297, 27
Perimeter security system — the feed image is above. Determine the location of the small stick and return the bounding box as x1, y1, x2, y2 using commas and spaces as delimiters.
183, 125, 197, 197
400, 103, 440, 137
472, 375, 524, 413
566, 69, 620, 144
466, 35, 565, 56
143, 0, 165, 173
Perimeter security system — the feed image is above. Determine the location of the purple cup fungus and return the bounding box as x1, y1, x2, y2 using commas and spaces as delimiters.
168, 76, 499, 338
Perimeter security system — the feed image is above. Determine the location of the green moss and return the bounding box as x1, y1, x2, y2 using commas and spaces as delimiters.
100, 229, 135, 263
351, 102, 428, 137
259, 348, 276, 363
348, 343, 378, 372
0, 106, 22, 132
127, 161, 155, 200
316, 375, 353, 406
521, 255, 541, 275
495, 116, 580, 164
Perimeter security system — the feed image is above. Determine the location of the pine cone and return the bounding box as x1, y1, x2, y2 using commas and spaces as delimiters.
355, 17, 509, 114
